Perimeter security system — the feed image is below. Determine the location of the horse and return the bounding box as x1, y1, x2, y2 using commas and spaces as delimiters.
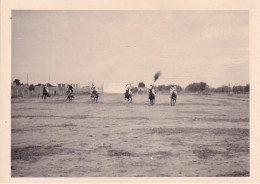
124, 89, 132, 102
171, 91, 177, 106
42, 92, 50, 100
42, 87, 50, 100
66, 89, 74, 102
67, 92, 74, 102
91, 90, 98, 103
149, 89, 155, 105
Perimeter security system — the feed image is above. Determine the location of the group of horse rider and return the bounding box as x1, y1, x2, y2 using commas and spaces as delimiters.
42, 82, 178, 105
124, 83, 178, 105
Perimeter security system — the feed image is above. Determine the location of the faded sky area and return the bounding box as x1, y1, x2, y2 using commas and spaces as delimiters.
12, 10, 249, 88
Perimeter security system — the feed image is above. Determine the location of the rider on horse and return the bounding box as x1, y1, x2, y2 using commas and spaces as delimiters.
170, 85, 177, 104
149, 85, 156, 97
91, 83, 98, 97
66, 85, 74, 98
148, 85, 156, 105
125, 83, 132, 99
43, 84, 50, 97
67, 85, 73, 93
170, 85, 177, 95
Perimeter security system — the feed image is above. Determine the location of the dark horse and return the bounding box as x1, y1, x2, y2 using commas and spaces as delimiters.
124, 89, 132, 102
171, 92, 177, 106
149, 89, 155, 105
42, 87, 50, 100
42, 91, 50, 99
91, 90, 99, 103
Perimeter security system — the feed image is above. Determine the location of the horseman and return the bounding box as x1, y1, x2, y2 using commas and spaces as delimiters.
170, 85, 177, 96
124, 83, 133, 102
149, 85, 156, 97
91, 83, 98, 97
148, 85, 156, 105
43, 84, 50, 97
67, 85, 74, 94
125, 83, 132, 99
170, 85, 177, 105
66, 85, 74, 99
90, 82, 99, 102
66, 85, 74, 102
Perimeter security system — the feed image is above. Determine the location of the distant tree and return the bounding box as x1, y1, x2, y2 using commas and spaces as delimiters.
199, 82, 207, 92
245, 84, 250, 92
185, 83, 200, 92
214, 86, 231, 93
13, 79, 22, 86
157, 84, 182, 92
138, 82, 145, 88
176, 85, 183, 93
185, 82, 208, 93
232, 85, 244, 94
28, 84, 35, 91
158, 85, 170, 91
131, 87, 139, 93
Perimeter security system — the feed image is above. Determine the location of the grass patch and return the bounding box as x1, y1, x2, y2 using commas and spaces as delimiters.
150, 127, 249, 137
192, 148, 222, 159
108, 149, 133, 157
38, 123, 76, 128
11, 129, 26, 133
216, 171, 249, 177
11, 144, 71, 162
190, 117, 249, 123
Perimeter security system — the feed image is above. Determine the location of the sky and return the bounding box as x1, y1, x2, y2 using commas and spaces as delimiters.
12, 10, 249, 88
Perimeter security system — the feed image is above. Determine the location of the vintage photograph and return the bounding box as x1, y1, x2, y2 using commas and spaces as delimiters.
11, 10, 249, 177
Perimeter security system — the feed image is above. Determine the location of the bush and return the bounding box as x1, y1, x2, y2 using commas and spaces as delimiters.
214, 86, 231, 93
185, 82, 208, 93
13, 79, 22, 86
29, 84, 35, 91
138, 82, 145, 88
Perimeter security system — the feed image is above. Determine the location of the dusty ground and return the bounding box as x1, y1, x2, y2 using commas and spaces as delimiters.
11, 93, 249, 177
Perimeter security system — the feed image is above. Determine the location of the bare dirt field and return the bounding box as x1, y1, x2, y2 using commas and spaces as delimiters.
11, 93, 249, 177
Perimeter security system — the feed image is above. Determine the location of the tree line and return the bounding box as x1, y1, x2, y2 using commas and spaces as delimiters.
12, 79, 55, 91
13, 79, 249, 94
184, 82, 249, 94
137, 82, 249, 94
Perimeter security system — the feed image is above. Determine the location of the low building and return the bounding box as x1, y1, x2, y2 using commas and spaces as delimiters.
58, 83, 80, 88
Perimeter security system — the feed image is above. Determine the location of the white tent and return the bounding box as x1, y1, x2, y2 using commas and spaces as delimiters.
103, 82, 125, 94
